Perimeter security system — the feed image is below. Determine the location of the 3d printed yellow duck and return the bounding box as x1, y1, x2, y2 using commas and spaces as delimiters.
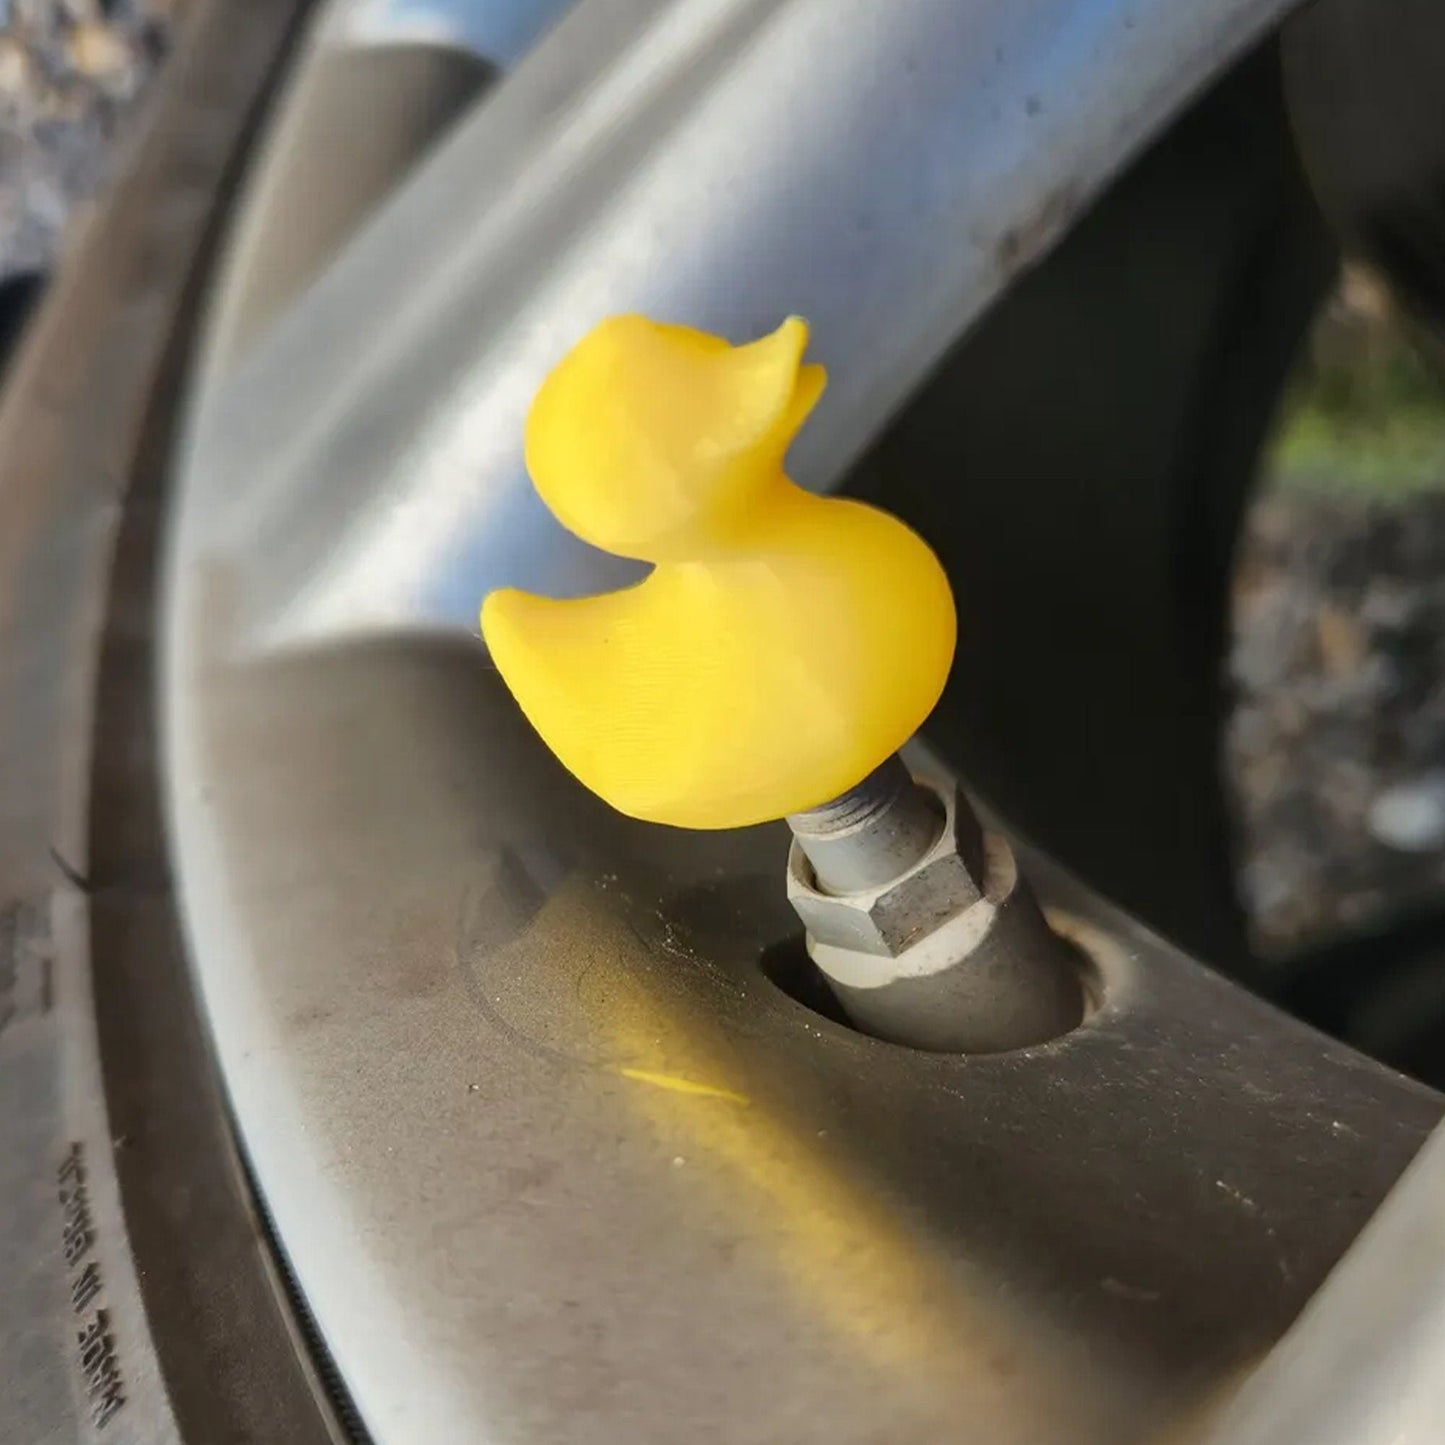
480, 315, 956, 829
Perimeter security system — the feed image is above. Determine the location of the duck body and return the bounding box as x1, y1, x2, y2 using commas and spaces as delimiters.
481, 315, 956, 829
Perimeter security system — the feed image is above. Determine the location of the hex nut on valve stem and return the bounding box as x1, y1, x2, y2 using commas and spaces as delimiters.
786, 758, 1083, 1053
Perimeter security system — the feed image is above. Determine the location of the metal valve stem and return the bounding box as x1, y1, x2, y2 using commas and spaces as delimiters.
785, 755, 1082, 1052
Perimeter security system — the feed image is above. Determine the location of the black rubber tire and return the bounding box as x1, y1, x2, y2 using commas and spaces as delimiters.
0, 2, 355, 1440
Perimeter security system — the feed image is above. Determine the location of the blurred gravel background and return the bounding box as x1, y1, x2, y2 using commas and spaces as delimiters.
1230, 273, 1445, 955
0, 0, 173, 285
3, 1, 1444, 963
1232, 490, 1445, 949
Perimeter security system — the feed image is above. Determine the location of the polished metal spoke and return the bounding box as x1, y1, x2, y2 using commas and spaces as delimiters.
340, 0, 581, 66
180, 0, 1300, 653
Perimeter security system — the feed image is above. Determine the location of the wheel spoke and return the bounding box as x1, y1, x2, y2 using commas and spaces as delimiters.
186, 0, 1299, 652
339, 0, 582, 68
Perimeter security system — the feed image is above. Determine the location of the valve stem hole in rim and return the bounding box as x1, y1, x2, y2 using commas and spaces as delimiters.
758, 926, 1102, 1053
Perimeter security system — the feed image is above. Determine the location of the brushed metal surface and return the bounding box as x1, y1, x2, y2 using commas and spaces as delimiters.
162, 630, 1442, 1442
1206, 1124, 1445, 1445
